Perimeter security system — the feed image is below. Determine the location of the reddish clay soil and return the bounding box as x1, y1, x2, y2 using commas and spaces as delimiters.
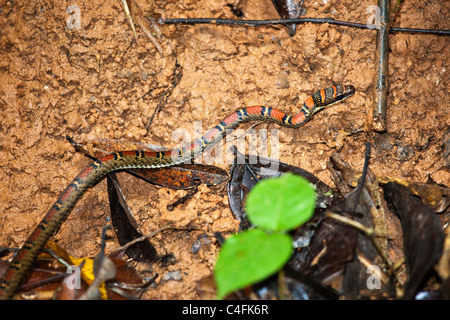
0, 0, 448, 299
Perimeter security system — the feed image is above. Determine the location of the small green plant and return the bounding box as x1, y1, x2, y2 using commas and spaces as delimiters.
214, 172, 317, 299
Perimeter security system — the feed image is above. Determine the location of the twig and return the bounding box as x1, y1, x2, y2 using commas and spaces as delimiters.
127, 0, 164, 55
161, 17, 373, 29
166, 187, 199, 211
230, 145, 260, 183
66, 135, 98, 162
120, 0, 138, 41
159, 17, 450, 35
326, 212, 375, 236
372, 0, 390, 132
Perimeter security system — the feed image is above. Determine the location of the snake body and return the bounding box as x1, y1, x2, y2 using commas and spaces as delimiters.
0, 84, 354, 299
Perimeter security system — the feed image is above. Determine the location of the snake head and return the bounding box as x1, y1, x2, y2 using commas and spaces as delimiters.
310, 84, 356, 113
323, 84, 355, 105
333, 84, 355, 103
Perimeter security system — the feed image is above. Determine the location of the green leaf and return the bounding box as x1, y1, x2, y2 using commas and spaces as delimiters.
214, 229, 292, 299
245, 173, 316, 232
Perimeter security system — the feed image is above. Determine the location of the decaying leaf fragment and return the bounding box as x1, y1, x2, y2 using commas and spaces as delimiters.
384, 182, 445, 299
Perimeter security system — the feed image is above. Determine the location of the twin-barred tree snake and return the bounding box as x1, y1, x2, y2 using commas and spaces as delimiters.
0, 84, 355, 299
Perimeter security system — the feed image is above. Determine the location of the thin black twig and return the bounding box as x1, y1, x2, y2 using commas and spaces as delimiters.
166, 187, 199, 211
159, 17, 450, 36
230, 145, 260, 183
66, 135, 98, 162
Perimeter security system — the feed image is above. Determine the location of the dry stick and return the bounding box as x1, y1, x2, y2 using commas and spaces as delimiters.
372, 0, 391, 133
120, 0, 138, 41
127, 0, 164, 55
159, 17, 450, 35
230, 145, 260, 183
166, 187, 199, 211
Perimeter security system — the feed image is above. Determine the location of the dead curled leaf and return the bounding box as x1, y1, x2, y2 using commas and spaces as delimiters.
107, 173, 160, 263
383, 182, 445, 299
227, 154, 338, 230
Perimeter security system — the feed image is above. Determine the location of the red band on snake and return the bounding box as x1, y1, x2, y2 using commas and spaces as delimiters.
0, 84, 355, 299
